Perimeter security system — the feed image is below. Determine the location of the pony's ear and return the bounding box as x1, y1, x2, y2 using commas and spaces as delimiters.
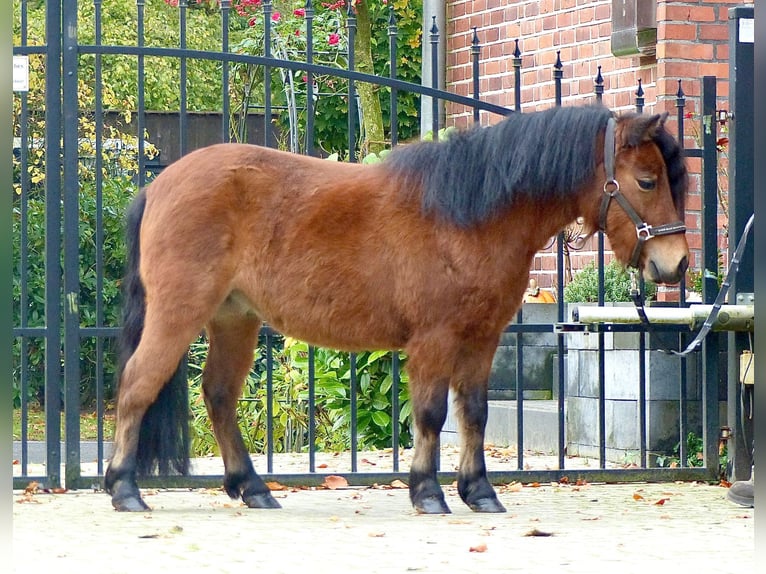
621, 112, 668, 147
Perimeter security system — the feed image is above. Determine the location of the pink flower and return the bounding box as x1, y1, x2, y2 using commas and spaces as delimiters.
272, 11, 280, 21
295, 29, 301, 36
293, 8, 306, 17
248, 16, 258, 27
328, 33, 340, 46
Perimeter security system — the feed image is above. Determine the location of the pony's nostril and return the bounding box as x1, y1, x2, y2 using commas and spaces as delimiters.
678, 255, 689, 276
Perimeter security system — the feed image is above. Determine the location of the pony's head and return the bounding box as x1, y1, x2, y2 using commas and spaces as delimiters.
600, 112, 689, 285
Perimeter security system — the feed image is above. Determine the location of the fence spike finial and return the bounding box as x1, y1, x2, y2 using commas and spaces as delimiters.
676, 79, 685, 100
513, 38, 521, 58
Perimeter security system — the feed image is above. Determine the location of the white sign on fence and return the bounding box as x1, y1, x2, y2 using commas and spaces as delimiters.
13, 55, 29, 92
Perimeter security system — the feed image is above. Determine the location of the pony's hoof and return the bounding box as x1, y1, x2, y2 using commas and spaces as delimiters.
243, 492, 282, 509
469, 497, 507, 513
415, 496, 451, 515
112, 495, 150, 512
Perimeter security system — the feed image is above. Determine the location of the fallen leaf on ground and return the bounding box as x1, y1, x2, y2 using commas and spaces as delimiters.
266, 481, 288, 491
317, 463, 328, 469
524, 528, 553, 537
368, 531, 386, 538
361, 458, 377, 466
390, 479, 408, 489
503, 482, 523, 493
633, 493, 645, 501
52, 487, 67, 494
469, 543, 488, 553
323, 475, 349, 490
654, 498, 670, 506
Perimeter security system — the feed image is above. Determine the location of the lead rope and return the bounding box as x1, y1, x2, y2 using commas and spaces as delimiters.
630, 212, 754, 356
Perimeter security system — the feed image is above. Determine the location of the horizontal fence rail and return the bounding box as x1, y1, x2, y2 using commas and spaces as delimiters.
13, 0, 723, 492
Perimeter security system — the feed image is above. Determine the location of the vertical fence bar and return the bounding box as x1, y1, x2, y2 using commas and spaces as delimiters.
308, 345, 316, 472
553, 51, 567, 468
513, 39, 521, 112
94, 0, 106, 474
18, 0, 30, 477
700, 76, 720, 474
638, 279, 648, 466
593, 64, 607, 468
179, 0, 188, 155
430, 17, 439, 140
515, 309, 524, 470
391, 353, 400, 471
305, 0, 315, 155
594, 65, 603, 103
471, 27, 480, 124
265, 327, 274, 473
221, 0, 230, 142
44, 0, 63, 489
136, 0, 146, 187
388, 6, 398, 147
347, 5, 357, 161
62, 0, 82, 488
350, 353, 358, 472
263, 0, 273, 147
676, 80, 688, 467
635, 78, 644, 113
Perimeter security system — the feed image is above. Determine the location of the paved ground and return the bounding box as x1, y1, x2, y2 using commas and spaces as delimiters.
13, 477, 753, 573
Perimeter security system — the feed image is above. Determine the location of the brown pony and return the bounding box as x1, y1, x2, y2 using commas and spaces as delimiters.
105, 105, 689, 514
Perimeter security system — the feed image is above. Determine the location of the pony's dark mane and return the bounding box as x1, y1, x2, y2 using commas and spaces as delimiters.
386, 105, 614, 226
386, 105, 687, 227
651, 119, 688, 216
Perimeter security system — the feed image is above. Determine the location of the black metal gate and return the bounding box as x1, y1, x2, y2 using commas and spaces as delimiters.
13, 0, 730, 491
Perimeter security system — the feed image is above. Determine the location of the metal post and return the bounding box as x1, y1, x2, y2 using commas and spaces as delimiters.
221, 0, 230, 142
388, 6, 398, 146
727, 5, 754, 481
700, 76, 721, 478
179, 0, 188, 155
305, 0, 315, 155
594, 65, 604, 103
263, 0, 273, 147
347, 4, 357, 161
635, 78, 644, 113
62, 0, 81, 489
513, 40, 521, 112
471, 27, 480, 124
430, 17, 439, 140
44, 0, 63, 488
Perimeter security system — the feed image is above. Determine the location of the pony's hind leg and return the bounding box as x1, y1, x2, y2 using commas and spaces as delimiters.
202, 309, 280, 509
452, 338, 506, 513
106, 317, 202, 511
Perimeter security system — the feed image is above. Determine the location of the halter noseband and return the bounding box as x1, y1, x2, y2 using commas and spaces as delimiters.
597, 117, 686, 269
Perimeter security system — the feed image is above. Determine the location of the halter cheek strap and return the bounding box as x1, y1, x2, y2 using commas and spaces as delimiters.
598, 117, 686, 269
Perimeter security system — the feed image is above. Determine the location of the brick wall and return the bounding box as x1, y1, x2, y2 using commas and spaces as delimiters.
443, 0, 735, 296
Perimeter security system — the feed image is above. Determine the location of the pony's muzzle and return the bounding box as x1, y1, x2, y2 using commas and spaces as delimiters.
646, 253, 688, 285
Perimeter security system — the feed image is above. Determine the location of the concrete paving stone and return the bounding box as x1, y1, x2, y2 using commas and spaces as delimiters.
13, 479, 753, 573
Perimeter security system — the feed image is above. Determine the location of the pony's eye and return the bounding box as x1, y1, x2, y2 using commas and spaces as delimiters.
637, 178, 656, 191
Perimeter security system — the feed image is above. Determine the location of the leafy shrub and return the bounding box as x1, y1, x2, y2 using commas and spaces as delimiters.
563, 259, 657, 303
188, 334, 412, 457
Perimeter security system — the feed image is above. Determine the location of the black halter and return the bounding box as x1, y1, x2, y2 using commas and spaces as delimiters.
597, 117, 686, 269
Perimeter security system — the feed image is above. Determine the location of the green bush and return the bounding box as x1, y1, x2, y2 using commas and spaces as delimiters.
13, 175, 136, 408
188, 335, 412, 457
563, 260, 657, 303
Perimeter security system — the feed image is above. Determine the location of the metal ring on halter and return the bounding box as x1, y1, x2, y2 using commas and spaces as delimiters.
603, 179, 619, 195
636, 223, 653, 240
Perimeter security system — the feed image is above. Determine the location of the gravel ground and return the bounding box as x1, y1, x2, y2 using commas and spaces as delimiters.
12, 450, 754, 574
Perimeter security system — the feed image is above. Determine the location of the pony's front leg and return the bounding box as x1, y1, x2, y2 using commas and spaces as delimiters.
405, 338, 453, 514
408, 378, 450, 514
453, 382, 506, 513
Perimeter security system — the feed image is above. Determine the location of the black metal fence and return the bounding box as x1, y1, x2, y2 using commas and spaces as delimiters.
13, 0, 724, 491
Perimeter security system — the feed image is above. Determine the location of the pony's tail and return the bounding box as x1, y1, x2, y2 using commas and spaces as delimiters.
116, 188, 190, 477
